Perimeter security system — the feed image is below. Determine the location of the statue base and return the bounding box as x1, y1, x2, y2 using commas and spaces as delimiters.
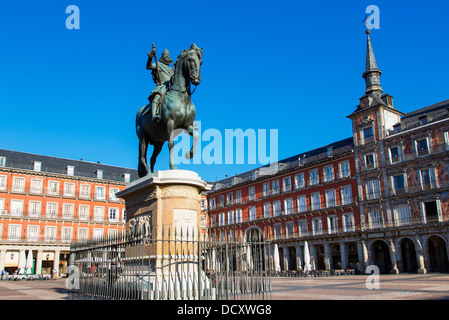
116, 170, 213, 299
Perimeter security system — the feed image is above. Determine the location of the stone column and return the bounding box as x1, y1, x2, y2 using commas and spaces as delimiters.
53, 249, 60, 278
324, 243, 332, 271
357, 240, 368, 273
282, 246, 289, 271
295, 245, 303, 270
388, 239, 399, 274
340, 242, 348, 269
35, 250, 43, 275
309, 244, 317, 271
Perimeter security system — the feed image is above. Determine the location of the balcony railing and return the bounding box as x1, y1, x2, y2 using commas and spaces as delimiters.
0, 209, 125, 223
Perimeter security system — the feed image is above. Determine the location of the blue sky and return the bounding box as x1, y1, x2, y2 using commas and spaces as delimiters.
0, 0, 448, 182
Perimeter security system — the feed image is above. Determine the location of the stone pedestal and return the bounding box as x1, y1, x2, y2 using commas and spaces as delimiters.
116, 170, 212, 299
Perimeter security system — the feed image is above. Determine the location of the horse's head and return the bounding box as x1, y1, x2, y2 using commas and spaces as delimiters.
178, 44, 202, 86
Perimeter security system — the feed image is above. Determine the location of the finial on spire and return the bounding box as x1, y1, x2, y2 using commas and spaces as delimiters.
365, 29, 370, 35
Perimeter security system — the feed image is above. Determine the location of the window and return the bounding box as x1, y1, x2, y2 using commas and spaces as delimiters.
364, 153, 376, 169
8, 225, 21, 241
61, 227, 73, 242
286, 221, 294, 238
419, 116, 427, 126
123, 173, 131, 183
46, 202, 58, 218
282, 176, 291, 192
201, 199, 207, 211
284, 198, 293, 215
249, 206, 256, 220
235, 190, 242, 203
209, 198, 216, 210
93, 229, 103, 240
218, 195, 224, 208
33, 161, 41, 172
79, 205, 90, 220
0, 157, 5, 167
339, 161, 350, 178
323, 165, 334, 182
96, 170, 104, 180
235, 209, 242, 223
312, 218, 322, 235
95, 186, 106, 200
10, 199, 23, 217
210, 215, 217, 227
94, 206, 104, 221
294, 173, 305, 189
262, 183, 270, 197
362, 125, 374, 144
27, 225, 40, 242
12, 177, 25, 193
227, 210, 234, 224
421, 200, 441, 223
78, 228, 89, 241
389, 146, 402, 164
273, 200, 281, 217
79, 184, 90, 199
341, 185, 352, 205
368, 208, 383, 229
45, 226, 57, 242
311, 192, 320, 210
67, 166, 75, 176
226, 192, 234, 205
63, 203, 74, 219
309, 169, 319, 186
343, 213, 355, 232
64, 183, 75, 197
444, 131, 449, 150
28, 201, 41, 217
271, 180, 279, 194
0, 175, 6, 191
391, 174, 406, 194
297, 195, 307, 213
248, 186, 255, 201
263, 202, 271, 218
219, 212, 225, 226
273, 223, 282, 239
30, 179, 43, 194
109, 188, 119, 201
109, 208, 118, 222
47, 181, 60, 196
327, 215, 338, 234
365, 180, 380, 200
419, 168, 437, 189
121, 209, 126, 222
325, 189, 336, 207
298, 220, 307, 237
416, 138, 429, 156
393, 205, 411, 226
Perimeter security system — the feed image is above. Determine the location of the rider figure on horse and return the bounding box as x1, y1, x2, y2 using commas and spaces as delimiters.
144, 44, 174, 122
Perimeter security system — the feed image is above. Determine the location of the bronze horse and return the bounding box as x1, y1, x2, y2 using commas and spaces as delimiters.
136, 44, 202, 177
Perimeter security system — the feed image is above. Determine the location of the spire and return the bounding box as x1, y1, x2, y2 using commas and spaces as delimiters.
362, 30, 382, 96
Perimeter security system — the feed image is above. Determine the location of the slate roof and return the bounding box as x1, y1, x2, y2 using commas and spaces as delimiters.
0, 148, 139, 183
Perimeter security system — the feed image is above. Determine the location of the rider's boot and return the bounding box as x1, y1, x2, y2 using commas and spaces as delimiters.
152, 96, 161, 122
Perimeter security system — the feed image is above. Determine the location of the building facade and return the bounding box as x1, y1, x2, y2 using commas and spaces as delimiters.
0, 149, 138, 277
206, 138, 361, 272
206, 32, 449, 274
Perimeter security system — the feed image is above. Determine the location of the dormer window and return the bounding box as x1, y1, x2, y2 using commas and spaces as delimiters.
419, 116, 428, 126
96, 170, 103, 180
0, 157, 5, 167
67, 166, 74, 176
393, 124, 401, 133
33, 161, 41, 172
123, 173, 130, 183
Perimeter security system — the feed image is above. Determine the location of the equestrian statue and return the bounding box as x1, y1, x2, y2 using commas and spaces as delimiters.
136, 43, 203, 177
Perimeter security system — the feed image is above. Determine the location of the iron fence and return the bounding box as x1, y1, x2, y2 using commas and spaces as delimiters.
68, 227, 271, 300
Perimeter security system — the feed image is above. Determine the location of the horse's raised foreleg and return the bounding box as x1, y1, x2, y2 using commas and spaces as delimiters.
166, 119, 177, 170
185, 124, 199, 160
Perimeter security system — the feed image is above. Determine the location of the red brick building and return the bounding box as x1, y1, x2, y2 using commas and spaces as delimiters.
0, 149, 138, 277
